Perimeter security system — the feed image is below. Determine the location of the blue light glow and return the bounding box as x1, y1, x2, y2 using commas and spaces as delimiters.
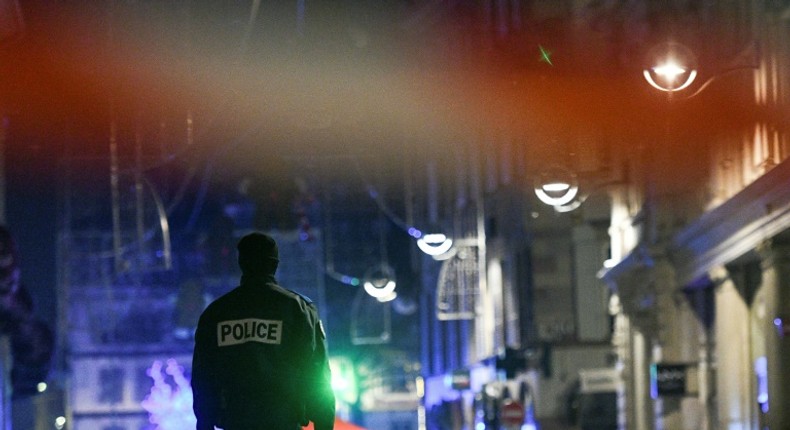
141, 359, 197, 429
649, 364, 658, 400
755, 356, 768, 413
340, 275, 360, 286
408, 227, 422, 239
775, 318, 784, 338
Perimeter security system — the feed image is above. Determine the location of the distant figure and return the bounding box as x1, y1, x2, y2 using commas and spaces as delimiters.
192, 232, 335, 430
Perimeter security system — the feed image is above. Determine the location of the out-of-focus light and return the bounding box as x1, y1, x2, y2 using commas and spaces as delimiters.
542, 182, 570, 192
332, 372, 350, 392
340, 275, 360, 286
775, 318, 785, 338
538, 45, 553, 65
141, 359, 197, 429
643, 42, 698, 92
329, 357, 358, 404
553, 199, 583, 213
408, 227, 422, 239
364, 279, 397, 300
535, 166, 579, 207
755, 356, 769, 412
375, 290, 397, 303
649, 364, 658, 400
363, 264, 397, 299
644, 63, 697, 92
54, 416, 66, 430
603, 259, 616, 268
654, 62, 687, 80
417, 233, 453, 257
535, 184, 578, 207
423, 233, 447, 242
36, 382, 47, 393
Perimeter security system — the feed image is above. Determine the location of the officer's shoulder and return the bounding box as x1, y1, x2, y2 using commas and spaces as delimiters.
272, 283, 315, 305
292, 290, 315, 305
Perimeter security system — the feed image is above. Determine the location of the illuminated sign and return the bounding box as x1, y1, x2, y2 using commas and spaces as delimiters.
449, 369, 471, 391
651, 363, 698, 398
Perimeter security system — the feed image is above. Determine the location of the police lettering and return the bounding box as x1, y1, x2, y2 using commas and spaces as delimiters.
217, 318, 283, 346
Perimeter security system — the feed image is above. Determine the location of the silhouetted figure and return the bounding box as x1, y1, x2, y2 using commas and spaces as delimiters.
192, 232, 335, 430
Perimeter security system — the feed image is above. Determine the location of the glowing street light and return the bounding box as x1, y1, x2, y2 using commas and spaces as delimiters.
411, 227, 456, 260
643, 42, 699, 92
363, 264, 397, 302
534, 165, 579, 207
416, 233, 454, 257
644, 59, 698, 92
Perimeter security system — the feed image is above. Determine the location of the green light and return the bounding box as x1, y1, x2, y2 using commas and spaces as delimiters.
332, 373, 350, 391
329, 357, 358, 404
538, 45, 553, 66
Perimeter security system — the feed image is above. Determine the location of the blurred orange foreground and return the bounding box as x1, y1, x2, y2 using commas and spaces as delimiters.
303, 417, 367, 430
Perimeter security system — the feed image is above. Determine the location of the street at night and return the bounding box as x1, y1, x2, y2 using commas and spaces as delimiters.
0, 1, 789, 430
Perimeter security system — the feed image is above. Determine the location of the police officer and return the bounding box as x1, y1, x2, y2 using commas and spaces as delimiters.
192, 232, 335, 430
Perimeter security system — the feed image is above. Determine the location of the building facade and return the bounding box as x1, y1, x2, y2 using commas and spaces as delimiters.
415, 1, 790, 429
601, 1, 790, 429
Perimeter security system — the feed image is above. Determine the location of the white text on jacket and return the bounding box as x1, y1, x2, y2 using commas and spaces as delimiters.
217, 318, 283, 346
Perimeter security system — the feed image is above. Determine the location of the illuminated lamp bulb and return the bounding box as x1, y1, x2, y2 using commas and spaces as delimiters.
416, 233, 454, 257
364, 279, 397, 301
363, 264, 397, 301
534, 166, 578, 207
643, 42, 698, 92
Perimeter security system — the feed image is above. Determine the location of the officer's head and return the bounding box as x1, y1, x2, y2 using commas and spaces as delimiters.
237, 232, 279, 275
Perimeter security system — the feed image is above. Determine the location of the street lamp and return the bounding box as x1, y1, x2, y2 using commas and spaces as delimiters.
534, 165, 579, 207
363, 263, 397, 303
410, 226, 456, 260
643, 41, 759, 99
643, 42, 699, 92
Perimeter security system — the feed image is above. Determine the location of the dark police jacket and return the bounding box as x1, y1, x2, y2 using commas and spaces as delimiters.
192, 274, 335, 430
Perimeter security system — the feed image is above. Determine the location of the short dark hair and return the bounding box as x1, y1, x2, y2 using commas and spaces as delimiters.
237, 232, 279, 275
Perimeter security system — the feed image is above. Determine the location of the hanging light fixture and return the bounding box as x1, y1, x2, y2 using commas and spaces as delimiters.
416, 233, 454, 257
363, 264, 397, 303
643, 42, 698, 92
534, 165, 579, 207
410, 226, 455, 260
